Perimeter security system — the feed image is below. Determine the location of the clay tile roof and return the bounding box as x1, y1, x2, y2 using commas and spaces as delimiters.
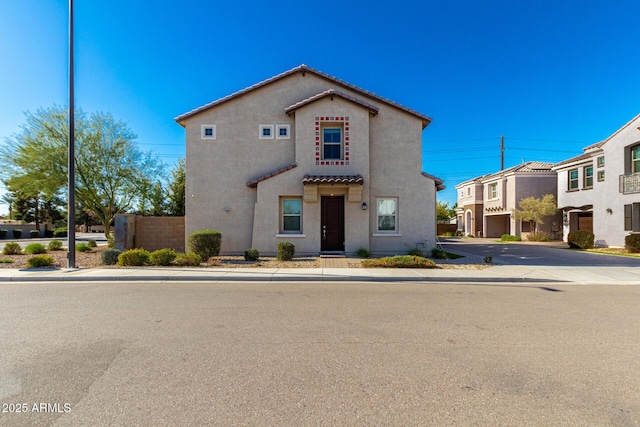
175, 64, 432, 128
285, 89, 379, 115
302, 175, 364, 185
246, 163, 298, 188
421, 172, 446, 191
552, 152, 593, 169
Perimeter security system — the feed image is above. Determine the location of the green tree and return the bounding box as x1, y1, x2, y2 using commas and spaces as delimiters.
166, 158, 185, 216
436, 201, 454, 223
0, 192, 15, 220
137, 181, 167, 216
512, 194, 558, 233
1, 106, 164, 236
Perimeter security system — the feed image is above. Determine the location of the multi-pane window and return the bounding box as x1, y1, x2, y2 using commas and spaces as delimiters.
597, 156, 605, 167
323, 128, 342, 160
632, 146, 640, 174
624, 203, 640, 232
281, 198, 302, 233
489, 183, 498, 199
569, 169, 579, 190
584, 166, 593, 188
377, 198, 398, 232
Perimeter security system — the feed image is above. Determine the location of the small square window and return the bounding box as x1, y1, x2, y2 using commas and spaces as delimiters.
276, 124, 290, 139
259, 124, 274, 139
201, 124, 216, 140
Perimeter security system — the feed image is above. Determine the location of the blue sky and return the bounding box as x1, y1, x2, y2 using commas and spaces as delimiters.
1, 0, 639, 215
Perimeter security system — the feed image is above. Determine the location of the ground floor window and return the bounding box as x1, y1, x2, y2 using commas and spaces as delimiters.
281, 197, 302, 233
624, 203, 640, 232
377, 198, 398, 232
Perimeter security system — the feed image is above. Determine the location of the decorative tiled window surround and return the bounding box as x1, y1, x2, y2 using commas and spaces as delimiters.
315, 116, 349, 166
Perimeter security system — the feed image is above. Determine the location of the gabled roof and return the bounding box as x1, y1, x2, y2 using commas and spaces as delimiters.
175, 65, 432, 128
421, 172, 446, 191
285, 89, 379, 116
552, 152, 592, 169
479, 162, 555, 183
582, 112, 640, 151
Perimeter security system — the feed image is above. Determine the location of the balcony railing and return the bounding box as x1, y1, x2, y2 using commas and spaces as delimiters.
620, 173, 640, 194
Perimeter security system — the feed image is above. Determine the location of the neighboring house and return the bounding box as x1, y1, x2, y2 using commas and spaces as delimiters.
175, 65, 444, 255
553, 113, 640, 247
455, 162, 560, 238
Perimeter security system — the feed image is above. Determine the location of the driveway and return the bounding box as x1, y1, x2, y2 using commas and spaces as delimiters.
440, 238, 640, 267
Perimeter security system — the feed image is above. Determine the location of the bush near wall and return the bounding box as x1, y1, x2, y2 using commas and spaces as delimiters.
567, 230, 594, 249
625, 234, 640, 253
0, 229, 7, 239
101, 249, 122, 265
150, 248, 177, 266
12, 229, 22, 239
527, 232, 551, 242
30, 230, 40, 238
54, 227, 68, 238
501, 234, 521, 242
117, 248, 150, 266
244, 248, 259, 261
187, 230, 222, 261
174, 252, 202, 266
277, 241, 295, 261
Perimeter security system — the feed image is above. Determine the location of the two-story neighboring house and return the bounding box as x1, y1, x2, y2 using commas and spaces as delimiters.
455, 162, 560, 238
175, 65, 444, 255
553, 113, 640, 247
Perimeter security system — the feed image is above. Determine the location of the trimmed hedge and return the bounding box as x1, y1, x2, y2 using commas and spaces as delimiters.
0, 229, 7, 239
501, 234, 521, 242
527, 232, 551, 242
362, 255, 437, 268
30, 230, 40, 238
568, 230, 594, 249
150, 248, 177, 266
76, 243, 92, 252
187, 230, 222, 261
625, 234, 640, 253
53, 227, 68, 238
117, 248, 150, 266
12, 229, 22, 239
277, 241, 295, 261
244, 248, 259, 261
175, 252, 202, 266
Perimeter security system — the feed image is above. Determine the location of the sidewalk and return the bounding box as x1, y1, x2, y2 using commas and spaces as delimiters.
1, 264, 639, 285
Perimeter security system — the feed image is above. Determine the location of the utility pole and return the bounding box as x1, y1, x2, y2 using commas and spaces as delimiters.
500, 135, 505, 170
68, 0, 76, 268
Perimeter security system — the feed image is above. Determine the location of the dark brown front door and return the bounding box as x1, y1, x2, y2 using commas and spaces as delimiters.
321, 196, 344, 252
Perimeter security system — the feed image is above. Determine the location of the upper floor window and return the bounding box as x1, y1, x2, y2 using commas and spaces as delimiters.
632, 146, 640, 174
323, 127, 342, 160
569, 169, 579, 190
201, 124, 216, 140
467, 188, 471, 196
584, 166, 593, 189
276, 124, 290, 139
597, 156, 605, 167
597, 170, 605, 182
489, 183, 498, 199
259, 124, 274, 139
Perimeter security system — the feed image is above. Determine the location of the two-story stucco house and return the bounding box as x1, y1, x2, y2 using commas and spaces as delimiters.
175, 65, 444, 255
553, 113, 640, 247
455, 162, 561, 238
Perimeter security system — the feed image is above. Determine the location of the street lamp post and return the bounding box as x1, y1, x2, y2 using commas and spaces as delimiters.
68, 0, 76, 268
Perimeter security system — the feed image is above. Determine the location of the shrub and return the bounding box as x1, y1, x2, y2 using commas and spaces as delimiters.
0, 259, 14, 264
54, 227, 68, 238
87, 239, 97, 248
150, 248, 177, 266
76, 243, 92, 252
30, 230, 40, 238
187, 230, 222, 261
431, 248, 447, 259
44, 229, 54, 238
501, 234, 521, 242
625, 234, 640, 253
117, 248, 150, 266
175, 251, 202, 266
0, 229, 7, 239
407, 247, 424, 256
48, 240, 64, 251
527, 232, 551, 242
107, 233, 115, 249
101, 249, 122, 265
355, 247, 370, 258
24, 243, 47, 254
568, 230, 594, 249
361, 255, 437, 268
244, 248, 259, 261
26, 255, 55, 268
12, 229, 22, 239
2, 242, 22, 255
277, 241, 295, 261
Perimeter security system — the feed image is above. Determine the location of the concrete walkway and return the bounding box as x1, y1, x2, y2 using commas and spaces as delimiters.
1, 264, 639, 285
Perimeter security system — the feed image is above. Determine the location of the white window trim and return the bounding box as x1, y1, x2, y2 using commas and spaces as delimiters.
376, 197, 398, 233
201, 124, 216, 140
259, 124, 274, 139
487, 183, 498, 200
568, 169, 579, 191
584, 166, 594, 189
321, 124, 344, 160
275, 124, 290, 140
280, 197, 302, 234
276, 234, 306, 238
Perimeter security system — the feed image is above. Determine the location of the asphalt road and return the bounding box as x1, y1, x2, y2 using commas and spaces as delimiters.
1, 280, 639, 426
441, 238, 640, 267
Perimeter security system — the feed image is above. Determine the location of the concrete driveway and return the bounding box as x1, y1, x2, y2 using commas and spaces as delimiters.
440, 238, 640, 267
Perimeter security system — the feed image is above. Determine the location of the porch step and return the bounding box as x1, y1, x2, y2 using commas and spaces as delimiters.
319, 252, 346, 258
319, 256, 349, 268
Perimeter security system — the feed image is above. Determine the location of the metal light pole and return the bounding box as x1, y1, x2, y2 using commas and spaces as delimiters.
68, 0, 76, 268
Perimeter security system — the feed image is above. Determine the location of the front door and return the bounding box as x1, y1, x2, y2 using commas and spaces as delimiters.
321, 196, 345, 252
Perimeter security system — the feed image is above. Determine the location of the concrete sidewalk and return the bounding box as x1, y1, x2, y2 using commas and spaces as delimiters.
1, 264, 639, 285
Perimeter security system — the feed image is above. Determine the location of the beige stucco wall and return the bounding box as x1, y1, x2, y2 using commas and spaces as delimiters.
182, 71, 437, 255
